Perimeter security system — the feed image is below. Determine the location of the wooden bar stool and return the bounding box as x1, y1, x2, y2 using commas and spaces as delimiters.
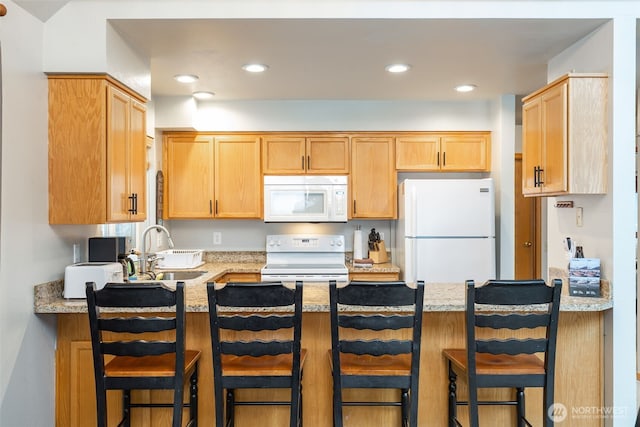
329, 280, 425, 427
206, 281, 305, 427
443, 279, 562, 427
85, 281, 200, 427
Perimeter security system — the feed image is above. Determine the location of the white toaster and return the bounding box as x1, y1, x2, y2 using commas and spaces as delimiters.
64, 262, 124, 299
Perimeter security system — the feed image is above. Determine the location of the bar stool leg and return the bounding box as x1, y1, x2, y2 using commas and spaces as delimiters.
400, 388, 409, 427
190, 366, 198, 427
122, 389, 131, 427
516, 387, 525, 427
225, 389, 235, 427
447, 363, 458, 427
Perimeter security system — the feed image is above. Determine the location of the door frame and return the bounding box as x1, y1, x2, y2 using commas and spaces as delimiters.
514, 153, 542, 278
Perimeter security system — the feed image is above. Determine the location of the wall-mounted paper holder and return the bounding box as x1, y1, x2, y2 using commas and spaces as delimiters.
554, 201, 574, 208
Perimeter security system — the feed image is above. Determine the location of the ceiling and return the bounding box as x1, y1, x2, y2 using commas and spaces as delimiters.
110, 18, 609, 101
13, 1, 615, 101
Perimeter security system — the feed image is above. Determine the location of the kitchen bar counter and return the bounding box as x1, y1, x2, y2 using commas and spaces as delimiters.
37, 262, 610, 426
34, 262, 610, 313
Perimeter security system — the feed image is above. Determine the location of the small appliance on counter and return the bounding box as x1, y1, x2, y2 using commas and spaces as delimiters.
89, 236, 135, 280
63, 262, 124, 299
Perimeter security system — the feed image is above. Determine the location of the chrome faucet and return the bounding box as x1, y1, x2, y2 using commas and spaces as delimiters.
140, 225, 175, 275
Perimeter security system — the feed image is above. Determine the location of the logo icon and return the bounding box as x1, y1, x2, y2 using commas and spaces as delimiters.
548, 403, 568, 422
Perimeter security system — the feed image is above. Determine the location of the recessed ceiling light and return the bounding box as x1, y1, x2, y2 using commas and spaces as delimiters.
385, 64, 411, 73
455, 84, 477, 93
242, 63, 269, 73
192, 91, 215, 100
174, 74, 199, 83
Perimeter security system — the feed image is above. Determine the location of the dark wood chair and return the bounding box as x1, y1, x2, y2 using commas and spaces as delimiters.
85, 281, 200, 427
443, 278, 562, 427
329, 280, 425, 427
206, 281, 305, 427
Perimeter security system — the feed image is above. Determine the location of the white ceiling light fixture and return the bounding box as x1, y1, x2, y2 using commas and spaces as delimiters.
242, 63, 269, 73
385, 64, 411, 73
455, 84, 477, 93
192, 91, 216, 100
174, 74, 199, 83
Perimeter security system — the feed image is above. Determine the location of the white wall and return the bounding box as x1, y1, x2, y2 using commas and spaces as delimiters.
547, 20, 637, 426
0, 2, 97, 425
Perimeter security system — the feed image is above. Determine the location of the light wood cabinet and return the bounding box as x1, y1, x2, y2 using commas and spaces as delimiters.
163, 133, 262, 219
349, 271, 399, 281
48, 74, 147, 224
262, 135, 349, 174
214, 135, 262, 218
350, 136, 397, 219
396, 132, 490, 171
164, 134, 215, 218
522, 73, 608, 196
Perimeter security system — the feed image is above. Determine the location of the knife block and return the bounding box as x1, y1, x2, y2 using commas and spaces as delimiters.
368, 240, 389, 264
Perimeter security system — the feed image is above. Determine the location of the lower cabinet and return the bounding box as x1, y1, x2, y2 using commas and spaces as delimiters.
349, 272, 400, 281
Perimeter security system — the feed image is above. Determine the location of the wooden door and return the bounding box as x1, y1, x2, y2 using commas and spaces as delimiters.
262, 136, 306, 174
515, 154, 541, 279
522, 97, 543, 195
540, 82, 568, 194
128, 98, 147, 221
106, 85, 130, 222
350, 137, 396, 219
164, 134, 214, 218
215, 135, 262, 218
395, 135, 440, 171
306, 136, 350, 174
440, 133, 490, 171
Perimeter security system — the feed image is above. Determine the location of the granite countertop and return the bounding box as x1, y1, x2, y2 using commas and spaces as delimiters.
34, 262, 612, 314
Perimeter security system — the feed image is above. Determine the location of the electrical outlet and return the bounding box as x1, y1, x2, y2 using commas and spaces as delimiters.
576, 207, 583, 227
213, 232, 222, 245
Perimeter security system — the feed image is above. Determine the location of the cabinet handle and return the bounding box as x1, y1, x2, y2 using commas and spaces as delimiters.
533, 166, 539, 187
443, 152, 446, 167
301, 156, 305, 170
133, 193, 138, 214
215, 200, 218, 215
353, 200, 356, 215
307, 155, 310, 170
128, 194, 136, 214
437, 152, 440, 166
209, 200, 213, 215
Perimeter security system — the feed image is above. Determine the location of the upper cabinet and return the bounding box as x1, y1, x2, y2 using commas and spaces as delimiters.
48, 74, 147, 224
351, 136, 397, 219
396, 132, 491, 172
262, 135, 350, 174
522, 73, 608, 197
163, 133, 262, 219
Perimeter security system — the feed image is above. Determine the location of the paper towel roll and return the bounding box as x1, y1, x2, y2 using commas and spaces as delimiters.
353, 229, 363, 260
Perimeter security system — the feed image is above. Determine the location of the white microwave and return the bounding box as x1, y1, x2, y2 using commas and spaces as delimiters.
264, 175, 348, 222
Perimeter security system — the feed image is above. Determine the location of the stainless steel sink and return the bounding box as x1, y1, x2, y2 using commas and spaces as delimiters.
155, 270, 207, 281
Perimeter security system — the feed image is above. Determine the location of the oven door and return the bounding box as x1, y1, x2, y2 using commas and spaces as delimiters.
264, 184, 332, 222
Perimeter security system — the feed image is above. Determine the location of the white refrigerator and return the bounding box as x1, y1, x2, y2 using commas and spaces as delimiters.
395, 178, 496, 284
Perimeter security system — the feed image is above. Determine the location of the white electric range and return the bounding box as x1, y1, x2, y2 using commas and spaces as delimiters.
260, 234, 348, 282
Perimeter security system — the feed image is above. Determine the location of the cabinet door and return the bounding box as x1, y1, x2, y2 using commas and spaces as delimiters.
262, 136, 306, 174
306, 137, 350, 173
351, 137, 397, 219
522, 98, 543, 195
395, 136, 440, 171
128, 99, 147, 221
540, 82, 568, 194
215, 135, 262, 218
440, 133, 490, 171
106, 85, 131, 222
164, 134, 214, 218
